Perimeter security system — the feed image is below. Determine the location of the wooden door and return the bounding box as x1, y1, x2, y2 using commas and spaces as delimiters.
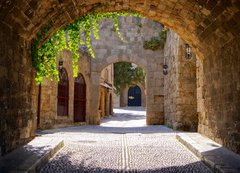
57, 68, 69, 116
74, 73, 86, 122
128, 85, 141, 106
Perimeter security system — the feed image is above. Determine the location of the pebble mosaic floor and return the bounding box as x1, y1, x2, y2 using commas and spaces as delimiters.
38, 107, 212, 173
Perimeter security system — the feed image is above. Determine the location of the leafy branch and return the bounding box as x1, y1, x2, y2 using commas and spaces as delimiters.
114, 62, 145, 94
143, 28, 168, 51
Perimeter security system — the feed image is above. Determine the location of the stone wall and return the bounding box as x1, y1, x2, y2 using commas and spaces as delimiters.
164, 31, 197, 131
89, 16, 165, 125
39, 16, 165, 126
38, 16, 163, 127
0, 24, 36, 155
0, 0, 240, 156
198, 35, 240, 154
38, 50, 91, 129
113, 92, 120, 108
99, 64, 114, 117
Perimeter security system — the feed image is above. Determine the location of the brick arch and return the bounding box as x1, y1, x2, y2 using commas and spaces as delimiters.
2, 1, 239, 60
98, 54, 148, 73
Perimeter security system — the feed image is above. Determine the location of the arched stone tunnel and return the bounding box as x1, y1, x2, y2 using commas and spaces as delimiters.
0, 0, 239, 155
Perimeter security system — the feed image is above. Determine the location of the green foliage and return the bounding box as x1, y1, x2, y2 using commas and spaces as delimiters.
32, 11, 141, 84
137, 23, 142, 28
143, 28, 168, 51
143, 37, 162, 50
166, 123, 173, 129
114, 62, 145, 94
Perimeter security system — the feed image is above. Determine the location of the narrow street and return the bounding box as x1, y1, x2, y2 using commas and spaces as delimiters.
38, 107, 212, 173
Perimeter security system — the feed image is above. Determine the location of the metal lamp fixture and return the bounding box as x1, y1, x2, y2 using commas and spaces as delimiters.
59, 59, 63, 69
185, 43, 192, 60
163, 55, 168, 75
163, 64, 168, 75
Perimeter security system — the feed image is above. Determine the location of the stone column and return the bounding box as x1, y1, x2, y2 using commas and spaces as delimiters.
146, 62, 164, 125
88, 72, 101, 124
105, 90, 110, 116
197, 58, 206, 134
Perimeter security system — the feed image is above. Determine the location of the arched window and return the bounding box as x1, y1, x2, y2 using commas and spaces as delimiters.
57, 68, 69, 116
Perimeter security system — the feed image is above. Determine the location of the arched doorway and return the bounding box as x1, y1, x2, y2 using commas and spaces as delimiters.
57, 68, 69, 116
128, 85, 142, 106
74, 73, 86, 122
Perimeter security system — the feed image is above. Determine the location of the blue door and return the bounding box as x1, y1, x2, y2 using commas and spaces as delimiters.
128, 86, 141, 106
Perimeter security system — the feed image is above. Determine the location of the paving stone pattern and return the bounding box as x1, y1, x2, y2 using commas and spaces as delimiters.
1, 0, 240, 157
38, 107, 212, 173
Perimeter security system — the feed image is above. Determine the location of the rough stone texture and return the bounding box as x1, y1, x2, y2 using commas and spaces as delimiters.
113, 92, 120, 108
39, 16, 164, 128
0, 137, 64, 173
38, 50, 92, 129
0, 23, 36, 155
40, 53, 114, 129
37, 107, 212, 173
164, 31, 197, 132
90, 17, 165, 125
198, 35, 240, 154
0, 0, 238, 62
99, 64, 114, 117
0, 0, 240, 155
177, 132, 240, 173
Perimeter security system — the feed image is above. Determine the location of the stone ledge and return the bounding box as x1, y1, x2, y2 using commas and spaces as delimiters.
176, 132, 240, 173
0, 137, 64, 173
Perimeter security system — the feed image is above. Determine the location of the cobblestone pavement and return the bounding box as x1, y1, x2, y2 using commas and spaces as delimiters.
38, 107, 212, 173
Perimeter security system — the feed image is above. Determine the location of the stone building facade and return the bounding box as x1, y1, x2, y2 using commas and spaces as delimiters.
38, 53, 114, 129
75, 16, 165, 126
98, 64, 114, 118
38, 16, 165, 129
38, 50, 91, 129
164, 31, 197, 132
1, 0, 240, 155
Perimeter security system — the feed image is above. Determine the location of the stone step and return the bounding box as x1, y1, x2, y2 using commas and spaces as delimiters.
177, 132, 240, 173
0, 137, 64, 173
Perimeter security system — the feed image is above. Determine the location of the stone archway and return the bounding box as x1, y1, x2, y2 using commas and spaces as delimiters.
94, 50, 163, 126
0, 0, 240, 154
5, 0, 237, 59
85, 16, 164, 126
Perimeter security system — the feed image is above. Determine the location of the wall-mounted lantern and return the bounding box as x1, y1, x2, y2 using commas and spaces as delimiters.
59, 59, 63, 69
163, 64, 168, 75
185, 43, 192, 60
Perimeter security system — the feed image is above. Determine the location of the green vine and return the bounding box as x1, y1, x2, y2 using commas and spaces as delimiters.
143, 28, 168, 51
32, 11, 140, 84
114, 62, 145, 94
